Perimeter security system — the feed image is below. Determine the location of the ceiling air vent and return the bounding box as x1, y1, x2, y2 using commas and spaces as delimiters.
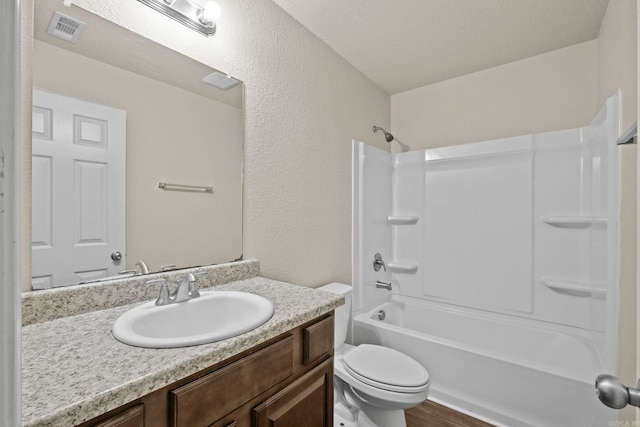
46, 11, 86, 44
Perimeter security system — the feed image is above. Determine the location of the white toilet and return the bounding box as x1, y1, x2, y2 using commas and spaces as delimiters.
319, 283, 430, 427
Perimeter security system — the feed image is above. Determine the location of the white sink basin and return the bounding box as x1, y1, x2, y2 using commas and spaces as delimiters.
112, 291, 274, 348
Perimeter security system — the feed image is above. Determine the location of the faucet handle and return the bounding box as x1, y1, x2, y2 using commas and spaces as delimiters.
185, 272, 201, 299
147, 278, 171, 306
373, 253, 387, 272
189, 272, 208, 298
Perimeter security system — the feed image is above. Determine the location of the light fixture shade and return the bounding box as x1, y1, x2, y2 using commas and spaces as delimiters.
137, 0, 217, 36
201, 1, 221, 22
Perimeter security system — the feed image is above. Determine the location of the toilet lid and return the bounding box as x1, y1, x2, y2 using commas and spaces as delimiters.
343, 344, 429, 392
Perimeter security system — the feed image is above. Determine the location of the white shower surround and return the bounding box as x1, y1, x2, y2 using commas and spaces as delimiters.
352, 95, 620, 426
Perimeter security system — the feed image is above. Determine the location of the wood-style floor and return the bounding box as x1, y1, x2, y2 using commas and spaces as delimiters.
406, 400, 495, 427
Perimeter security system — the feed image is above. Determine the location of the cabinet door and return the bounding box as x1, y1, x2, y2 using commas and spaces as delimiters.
252, 359, 333, 427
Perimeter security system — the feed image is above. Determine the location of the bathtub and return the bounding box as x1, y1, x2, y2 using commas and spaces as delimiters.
352, 295, 618, 427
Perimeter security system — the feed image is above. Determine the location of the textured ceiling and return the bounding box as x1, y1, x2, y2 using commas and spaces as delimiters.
271, 0, 610, 94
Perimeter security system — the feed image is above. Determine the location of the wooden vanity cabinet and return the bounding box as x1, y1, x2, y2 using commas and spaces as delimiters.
79, 313, 334, 427
91, 404, 144, 427
252, 358, 333, 427
209, 359, 333, 427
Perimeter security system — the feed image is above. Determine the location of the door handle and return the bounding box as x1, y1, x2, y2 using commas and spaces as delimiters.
595, 374, 640, 409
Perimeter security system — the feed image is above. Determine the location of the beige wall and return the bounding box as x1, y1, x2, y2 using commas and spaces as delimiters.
63, 0, 391, 287
597, 0, 638, 132
390, 40, 598, 150
30, 40, 243, 289
597, 0, 638, 423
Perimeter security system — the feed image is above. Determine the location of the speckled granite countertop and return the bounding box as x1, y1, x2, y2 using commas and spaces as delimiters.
22, 277, 343, 427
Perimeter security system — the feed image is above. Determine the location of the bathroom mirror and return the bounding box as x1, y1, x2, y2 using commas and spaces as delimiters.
30, 0, 243, 289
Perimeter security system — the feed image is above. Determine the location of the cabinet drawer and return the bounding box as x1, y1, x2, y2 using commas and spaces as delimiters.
91, 404, 144, 427
171, 335, 294, 426
303, 315, 334, 365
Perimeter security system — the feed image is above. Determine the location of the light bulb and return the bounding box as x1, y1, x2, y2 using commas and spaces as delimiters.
200, 1, 221, 23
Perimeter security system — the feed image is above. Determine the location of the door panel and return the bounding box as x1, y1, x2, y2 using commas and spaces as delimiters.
32, 89, 126, 288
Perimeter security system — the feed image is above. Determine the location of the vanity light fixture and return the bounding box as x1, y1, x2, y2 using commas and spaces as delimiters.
136, 0, 221, 36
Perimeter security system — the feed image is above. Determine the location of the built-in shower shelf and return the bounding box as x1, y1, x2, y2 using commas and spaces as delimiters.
541, 215, 607, 228
387, 215, 419, 225
541, 277, 606, 298
388, 262, 419, 273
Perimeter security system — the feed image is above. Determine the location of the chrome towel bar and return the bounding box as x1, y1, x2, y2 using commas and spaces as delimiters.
157, 181, 213, 192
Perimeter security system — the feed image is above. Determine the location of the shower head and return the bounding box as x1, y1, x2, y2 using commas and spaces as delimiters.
373, 125, 394, 142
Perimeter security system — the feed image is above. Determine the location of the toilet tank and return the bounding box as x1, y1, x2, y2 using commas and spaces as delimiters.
317, 282, 352, 349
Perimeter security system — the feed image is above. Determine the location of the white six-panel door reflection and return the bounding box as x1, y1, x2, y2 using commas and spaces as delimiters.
31, 88, 126, 289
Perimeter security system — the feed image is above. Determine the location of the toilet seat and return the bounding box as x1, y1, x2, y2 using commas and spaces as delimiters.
342, 344, 430, 393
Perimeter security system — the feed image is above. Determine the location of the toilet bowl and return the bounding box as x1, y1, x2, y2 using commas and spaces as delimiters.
319, 283, 429, 427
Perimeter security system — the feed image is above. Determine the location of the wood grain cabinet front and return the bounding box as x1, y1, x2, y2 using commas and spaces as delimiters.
170, 335, 294, 426
90, 404, 144, 427
78, 312, 334, 427
302, 316, 334, 366
252, 358, 333, 427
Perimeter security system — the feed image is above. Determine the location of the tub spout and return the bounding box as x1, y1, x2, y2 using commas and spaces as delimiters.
376, 280, 392, 291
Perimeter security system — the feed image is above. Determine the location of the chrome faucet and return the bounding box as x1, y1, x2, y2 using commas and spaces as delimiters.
147, 272, 200, 306
135, 260, 150, 275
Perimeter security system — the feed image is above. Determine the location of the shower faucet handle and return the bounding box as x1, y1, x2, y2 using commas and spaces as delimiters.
373, 253, 387, 272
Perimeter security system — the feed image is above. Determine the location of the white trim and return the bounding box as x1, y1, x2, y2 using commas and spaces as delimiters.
0, 0, 22, 424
